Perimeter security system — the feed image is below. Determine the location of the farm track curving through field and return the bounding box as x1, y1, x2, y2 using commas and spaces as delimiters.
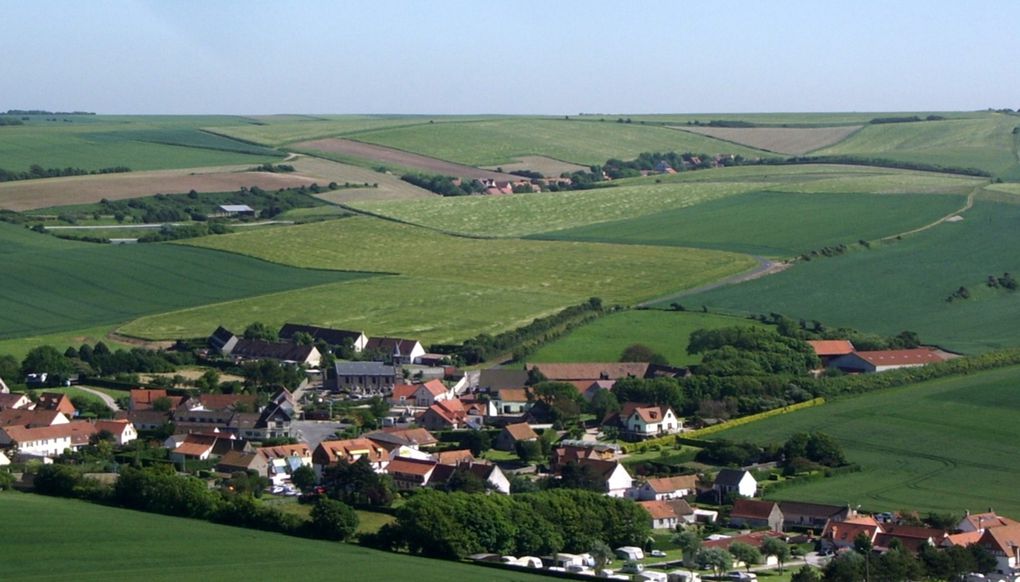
636, 255, 790, 307
877, 184, 984, 242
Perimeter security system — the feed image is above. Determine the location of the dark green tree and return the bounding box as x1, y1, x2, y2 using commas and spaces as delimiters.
309, 497, 359, 541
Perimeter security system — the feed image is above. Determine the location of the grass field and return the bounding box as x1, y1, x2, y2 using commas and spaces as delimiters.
350, 180, 766, 237
527, 310, 765, 365
207, 115, 497, 146
180, 215, 755, 305
118, 276, 574, 343
0, 493, 548, 582
677, 125, 862, 155
534, 191, 967, 257
0, 324, 130, 360
620, 111, 986, 127
349, 118, 774, 166
814, 114, 1020, 177
288, 156, 436, 202
0, 222, 371, 341
0, 118, 283, 173
707, 365, 1020, 517
666, 197, 1020, 354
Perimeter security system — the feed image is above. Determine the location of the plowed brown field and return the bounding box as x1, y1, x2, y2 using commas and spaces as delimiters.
294, 138, 510, 181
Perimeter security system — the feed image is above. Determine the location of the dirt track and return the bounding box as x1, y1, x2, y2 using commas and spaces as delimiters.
0, 168, 324, 211
676, 125, 862, 155
294, 138, 511, 181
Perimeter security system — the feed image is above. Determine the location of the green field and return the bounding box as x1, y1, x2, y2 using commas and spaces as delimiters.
0, 117, 282, 173
0, 222, 371, 341
815, 114, 1020, 177
621, 111, 986, 127
535, 191, 967, 257
348, 118, 773, 166
180, 215, 755, 305
666, 196, 1020, 354
118, 276, 573, 343
527, 310, 766, 365
707, 365, 1020, 517
0, 493, 548, 581
351, 180, 766, 238
208, 115, 499, 146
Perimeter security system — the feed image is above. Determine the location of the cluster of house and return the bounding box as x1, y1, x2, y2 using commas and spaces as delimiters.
807, 340, 955, 373
0, 390, 137, 461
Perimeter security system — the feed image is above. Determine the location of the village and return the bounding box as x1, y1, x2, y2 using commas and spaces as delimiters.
0, 320, 1014, 582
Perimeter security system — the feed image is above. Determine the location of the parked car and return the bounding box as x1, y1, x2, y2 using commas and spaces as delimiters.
725, 572, 758, 581
650, 549, 667, 558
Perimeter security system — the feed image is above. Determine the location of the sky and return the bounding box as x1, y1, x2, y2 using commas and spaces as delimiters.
2, 0, 1018, 115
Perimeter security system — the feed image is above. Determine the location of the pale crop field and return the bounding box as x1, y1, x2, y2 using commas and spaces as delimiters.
678, 125, 862, 154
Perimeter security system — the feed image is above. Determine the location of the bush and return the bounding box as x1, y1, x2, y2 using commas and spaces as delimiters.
309, 498, 359, 541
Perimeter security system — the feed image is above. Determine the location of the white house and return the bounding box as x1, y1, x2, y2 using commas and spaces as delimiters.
0, 375, 8, 393
631, 474, 699, 500
574, 459, 634, 498
0, 425, 73, 458
489, 388, 531, 416
712, 468, 757, 498
639, 500, 681, 530
93, 419, 137, 446
414, 380, 452, 407
624, 404, 681, 437
0, 450, 10, 465
0, 392, 32, 410
365, 337, 425, 365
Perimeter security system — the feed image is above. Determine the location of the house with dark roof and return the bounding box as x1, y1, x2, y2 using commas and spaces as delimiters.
730, 499, 784, 532
209, 326, 239, 354
94, 419, 137, 446
713, 468, 757, 498
778, 501, 855, 531
565, 458, 633, 498
36, 393, 76, 416
328, 361, 397, 394
0, 375, 8, 393
364, 427, 438, 452
0, 392, 32, 411
364, 337, 425, 365
551, 441, 619, 471
477, 368, 529, 392
115, 409, 171, 431
229, 339, 321, 367
0, 408, 69, 429
494, 422, 539, 451
278, 324, 368, 352
427, 461, 511, 494
526, 362, 651, 382
216, 450, 269, 475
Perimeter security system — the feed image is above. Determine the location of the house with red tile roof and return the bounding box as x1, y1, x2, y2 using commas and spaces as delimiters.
807, 340, 856, 367
432, 449, 475, 465
413, 379, 452, 407
494, 422, 539, 451
490, 388, 531, 416
730, 499, 784, 532
36, 392, 76, 416
363, 427, 438, 452
830, 348, 949, 373
0, 424, 74, 458
957, 510, 1018, 533
639, 500, 682, 530
417, 398, 470, 430
386, 456, 439, 490
389, 384, 417, 406
312, 438, 388, 474
551, 441, 620, 471
874, 524, 947, 553
822, 516, 882, 550
631, 474, 699, 501
619, 403, 681, 439
129, 389, 183, 411
976, 522, 1020, 576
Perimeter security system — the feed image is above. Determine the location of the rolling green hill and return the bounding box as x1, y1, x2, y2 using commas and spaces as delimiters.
706, 365, 1020, 517
665, 195, 1020, 354
0, 493, 547, 582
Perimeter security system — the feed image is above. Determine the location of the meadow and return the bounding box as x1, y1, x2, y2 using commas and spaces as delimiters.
708, 365, 1020, 517
207, 114, 499, 146
527, 310, 765, 366
0, 493, 548, 582
0, 222, 371, 341
180, 215, 756, 305
348, 117, 773, 166
667, 196, 1020, 354
678, 125, 862, 155
814, 114, 1020, 177
535, 191, 967, 257
0, 116, 282, 173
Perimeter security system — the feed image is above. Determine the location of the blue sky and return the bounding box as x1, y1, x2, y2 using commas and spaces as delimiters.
2, 0, 1018, 114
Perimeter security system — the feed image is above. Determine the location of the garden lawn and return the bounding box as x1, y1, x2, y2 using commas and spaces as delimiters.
527, 310, 766, 366
349, 118, 772, 166
534, 191, 967, 257
0, 493, 548, 582
0, 222, 371, 341
181, 215, 756, 306
665, 197, 1020, 354
707, 365, 1020, 517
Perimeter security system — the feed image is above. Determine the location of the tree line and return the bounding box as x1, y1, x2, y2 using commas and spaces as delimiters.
0, 165, 130, 182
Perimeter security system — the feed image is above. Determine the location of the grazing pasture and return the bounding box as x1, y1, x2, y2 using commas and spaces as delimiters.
0, 222, 369, 341
0, 493, 548, 582
0, 168, 325, 211
349, 180, 766, 238
527, 310, 766, 366
119, 275, 573, 344
535, 191, 967, 257
669, 198, 1020, 354
814, 114, 1020, 177
349, 118, 773, 166
677, 125, 862, 154
181, 215, 755, 305
708, 365, 1020, 517
0, 324, 130, 361
207, 114, 495, 146
293, 138, 510, 181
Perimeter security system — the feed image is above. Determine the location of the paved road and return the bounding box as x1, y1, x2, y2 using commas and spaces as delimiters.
78, 386, 120, 411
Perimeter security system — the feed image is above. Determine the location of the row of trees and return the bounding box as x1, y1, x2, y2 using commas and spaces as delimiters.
399, 173, 485, 196
0, 164, 129, 183
365, 488, 649, 559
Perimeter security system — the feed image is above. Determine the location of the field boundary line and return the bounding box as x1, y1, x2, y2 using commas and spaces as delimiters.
636, 255, 789, 307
